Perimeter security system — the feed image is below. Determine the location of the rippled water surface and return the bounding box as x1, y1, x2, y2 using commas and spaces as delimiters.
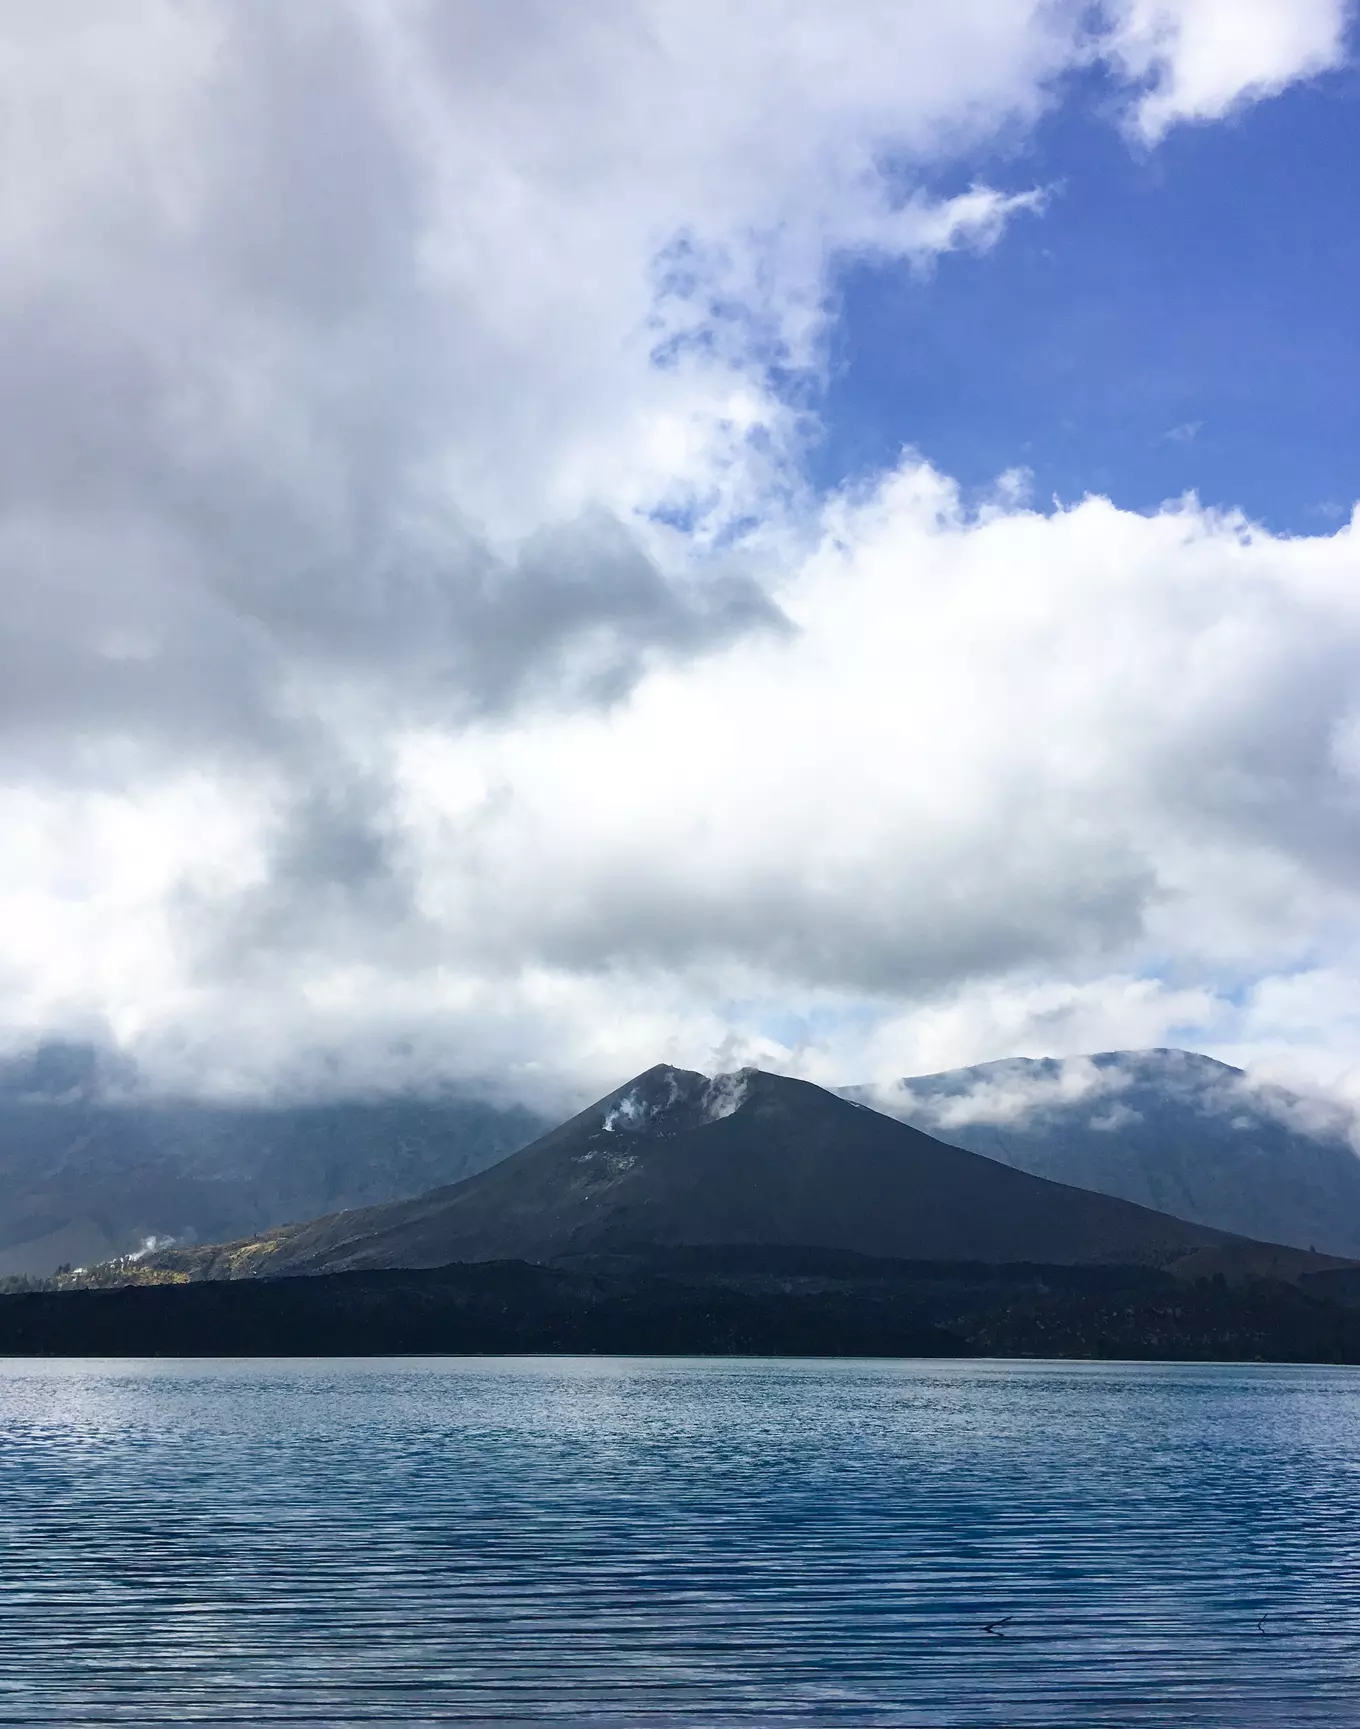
2, 1357, 1359, 1725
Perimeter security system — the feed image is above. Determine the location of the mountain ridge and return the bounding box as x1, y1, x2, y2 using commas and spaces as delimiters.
12, 1044, 1360, 1286
0, 1042, 548, 1278
844, 1049, 1360, 1258
131, 1063, 1349, 1286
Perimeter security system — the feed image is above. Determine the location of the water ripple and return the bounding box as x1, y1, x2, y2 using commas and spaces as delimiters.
2, 1356, 1359, 1725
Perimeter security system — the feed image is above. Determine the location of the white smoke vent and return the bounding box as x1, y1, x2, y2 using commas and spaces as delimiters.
599, 1065, 754, 1134
602, 1090, 647, 1132
702, 1069, 751, 1121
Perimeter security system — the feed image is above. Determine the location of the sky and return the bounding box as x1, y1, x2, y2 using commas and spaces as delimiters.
3, 0, 1360, 1109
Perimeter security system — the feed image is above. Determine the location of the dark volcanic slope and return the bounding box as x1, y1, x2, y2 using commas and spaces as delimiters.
146, 1064, 1319, 1282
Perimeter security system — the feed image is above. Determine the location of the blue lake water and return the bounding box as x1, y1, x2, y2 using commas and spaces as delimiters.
1, 1357, 1359, 1726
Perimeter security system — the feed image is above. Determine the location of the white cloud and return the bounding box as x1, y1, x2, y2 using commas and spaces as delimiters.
1102, 0, 1350, 142
1215, 968, 1360, 1107
8, 471, 1360, 1106
867, 1055, 1136, 1133
0, 2, 1353, 1105
378, 477, 1360, 1013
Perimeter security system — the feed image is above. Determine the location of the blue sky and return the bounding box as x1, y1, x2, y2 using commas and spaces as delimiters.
814, 61, 1360, 532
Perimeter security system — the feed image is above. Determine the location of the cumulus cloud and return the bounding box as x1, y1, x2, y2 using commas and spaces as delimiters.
1102, 0, 1350, 141
0, 1, 1354, 1106
384, 478, 1360, 1002
11, 470, 1360, 1108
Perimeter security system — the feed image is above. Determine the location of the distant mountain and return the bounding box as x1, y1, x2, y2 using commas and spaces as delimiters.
843, 1050, 1360, 1259
0, 1042, 548, 1278
139, 1064, 1339, 1284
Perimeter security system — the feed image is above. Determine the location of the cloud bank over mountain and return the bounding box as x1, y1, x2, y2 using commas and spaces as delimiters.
847, 1048, 1360, 1257
1, 1, 1357, 1106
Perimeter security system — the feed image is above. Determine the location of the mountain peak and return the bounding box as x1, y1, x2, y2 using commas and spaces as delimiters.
147, 1063, 1259, 1280
599, 1064, 757, 1136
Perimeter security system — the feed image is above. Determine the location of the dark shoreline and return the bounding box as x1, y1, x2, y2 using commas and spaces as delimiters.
4, 1247, 1360, 1363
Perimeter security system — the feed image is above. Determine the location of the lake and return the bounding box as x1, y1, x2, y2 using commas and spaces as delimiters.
1, 1356, 1358, 1725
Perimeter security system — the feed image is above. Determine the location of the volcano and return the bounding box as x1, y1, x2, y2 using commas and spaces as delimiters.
144, 1064, 1329, 1283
